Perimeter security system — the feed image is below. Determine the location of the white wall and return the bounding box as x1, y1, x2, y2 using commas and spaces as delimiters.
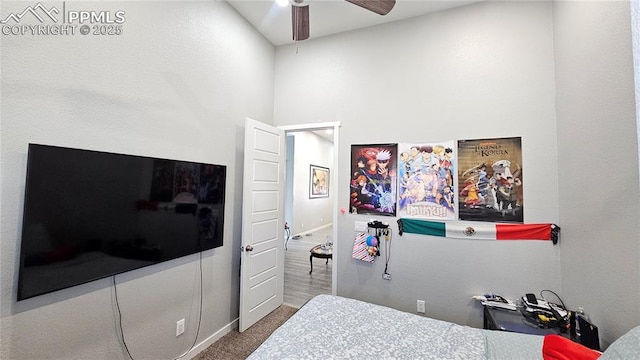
0, 1, 274, 359
275, 1, 561, 328
554, 0, 640, 346
633, 0, 640, 180
288, 132, 333, 236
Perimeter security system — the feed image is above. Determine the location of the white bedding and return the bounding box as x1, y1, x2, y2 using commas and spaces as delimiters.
248, 294, 544, 359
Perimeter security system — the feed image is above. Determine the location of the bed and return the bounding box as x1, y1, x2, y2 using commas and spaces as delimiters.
248, 294, 640, 359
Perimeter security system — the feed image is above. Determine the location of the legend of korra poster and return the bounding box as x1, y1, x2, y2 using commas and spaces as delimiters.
350, 144, 397, 216
457, 137, 523, 223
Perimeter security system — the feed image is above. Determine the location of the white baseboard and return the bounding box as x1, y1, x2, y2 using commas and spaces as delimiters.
293, 223, 333, 238
282, 301, 302, 309
181, 318, 239, 360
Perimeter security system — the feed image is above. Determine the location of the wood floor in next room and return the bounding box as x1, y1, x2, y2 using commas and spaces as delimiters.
284, 226, 333, 308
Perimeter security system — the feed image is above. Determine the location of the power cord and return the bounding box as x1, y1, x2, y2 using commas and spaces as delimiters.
113, 276, 135, 360
382, 228, 392, 280
540, 289, 567, 310
520, 289, 568, 330
112, 251, 204, 360
175, 251, 204, 360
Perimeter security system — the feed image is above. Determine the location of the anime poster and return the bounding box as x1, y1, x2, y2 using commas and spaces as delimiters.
397, 142, 456, 220
350, 144, 397, 216
457, 137, 523, 223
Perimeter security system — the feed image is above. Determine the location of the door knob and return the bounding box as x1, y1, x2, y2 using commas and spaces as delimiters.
245, 245, 254, 252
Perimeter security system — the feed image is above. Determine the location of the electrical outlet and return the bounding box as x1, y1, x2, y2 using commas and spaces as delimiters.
417, 300, 426, 314
176, 319, 185, 337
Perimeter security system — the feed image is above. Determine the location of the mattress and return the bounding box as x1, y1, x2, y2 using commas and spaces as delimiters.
248, 294, 544, 359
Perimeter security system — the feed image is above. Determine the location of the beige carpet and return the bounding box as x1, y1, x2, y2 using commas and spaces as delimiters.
193, 305, 298, 360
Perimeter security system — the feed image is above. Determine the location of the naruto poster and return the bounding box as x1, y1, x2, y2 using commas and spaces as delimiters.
350, 144, 397, 216
397, 142, 456, 220
457, 137, 523, 223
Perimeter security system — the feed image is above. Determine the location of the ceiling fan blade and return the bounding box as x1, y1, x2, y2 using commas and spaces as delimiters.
344, 0, 396, 15
292, 5, 310, 41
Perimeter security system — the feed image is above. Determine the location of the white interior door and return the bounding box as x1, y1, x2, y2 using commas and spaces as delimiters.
239, 118, 285, 332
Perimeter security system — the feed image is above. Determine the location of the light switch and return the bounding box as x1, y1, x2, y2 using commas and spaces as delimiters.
354, 221, 368, 232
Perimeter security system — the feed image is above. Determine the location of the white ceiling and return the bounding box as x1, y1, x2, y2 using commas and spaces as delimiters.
226, 0, 483, 46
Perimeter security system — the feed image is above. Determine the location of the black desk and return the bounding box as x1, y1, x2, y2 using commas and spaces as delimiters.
483, 306, 561, 336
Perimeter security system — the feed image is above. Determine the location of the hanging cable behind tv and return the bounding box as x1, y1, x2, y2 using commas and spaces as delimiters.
112, 251, 204, 360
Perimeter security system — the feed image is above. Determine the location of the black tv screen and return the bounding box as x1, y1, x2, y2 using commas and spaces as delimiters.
17, 144, 226, 301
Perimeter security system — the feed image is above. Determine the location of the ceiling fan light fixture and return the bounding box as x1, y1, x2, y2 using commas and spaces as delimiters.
292, 4, 310, 41
345, 0, 396, 16
289, 0, 395, 42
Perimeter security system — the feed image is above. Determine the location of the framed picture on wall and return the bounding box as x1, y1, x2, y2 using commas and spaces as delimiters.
310, 165, 330, 198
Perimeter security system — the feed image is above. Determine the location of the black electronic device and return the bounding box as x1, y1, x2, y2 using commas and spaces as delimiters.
525, 293, 538, 304
577, 315, 601, 351
520, 293, 568, 329
367, 220, 389, 229
17, 144, 226, 301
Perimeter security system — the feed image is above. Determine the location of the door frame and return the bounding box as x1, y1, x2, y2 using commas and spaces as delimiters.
278, 121, 340, 295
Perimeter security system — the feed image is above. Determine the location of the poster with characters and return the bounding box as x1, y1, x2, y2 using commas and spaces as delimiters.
397, 142, 456, 220
457, 137, 523, 223
350, 144, 397, 216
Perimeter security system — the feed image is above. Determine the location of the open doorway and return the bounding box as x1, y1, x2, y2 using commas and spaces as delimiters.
280, 122, 339, 308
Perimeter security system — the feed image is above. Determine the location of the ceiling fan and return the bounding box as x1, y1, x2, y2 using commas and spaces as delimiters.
290, 0, 396, 41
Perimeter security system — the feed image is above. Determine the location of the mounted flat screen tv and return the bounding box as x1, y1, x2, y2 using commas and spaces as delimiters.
17, 144, 226, 301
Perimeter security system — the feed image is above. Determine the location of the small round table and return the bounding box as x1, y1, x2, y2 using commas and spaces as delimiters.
309, 244, 332, 274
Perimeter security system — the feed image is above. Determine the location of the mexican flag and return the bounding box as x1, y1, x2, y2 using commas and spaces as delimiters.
397, 218, 559, 244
